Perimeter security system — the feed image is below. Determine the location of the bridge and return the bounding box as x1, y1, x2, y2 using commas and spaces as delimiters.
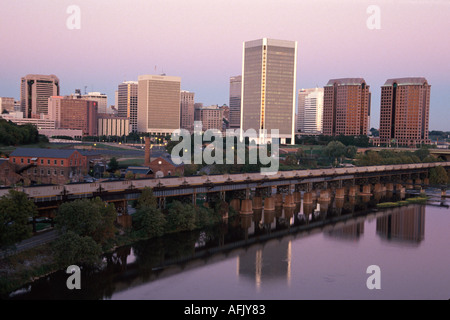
1, 161, 449, 229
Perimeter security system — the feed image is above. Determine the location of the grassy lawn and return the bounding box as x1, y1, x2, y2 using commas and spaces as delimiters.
119, 158, 145, 167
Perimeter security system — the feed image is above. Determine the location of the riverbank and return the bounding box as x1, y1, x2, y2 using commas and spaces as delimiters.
0, 243, 56, 296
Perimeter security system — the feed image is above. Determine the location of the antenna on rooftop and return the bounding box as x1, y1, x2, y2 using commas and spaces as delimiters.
84, 86, 87, 95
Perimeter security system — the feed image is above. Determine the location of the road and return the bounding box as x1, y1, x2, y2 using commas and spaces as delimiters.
0, 229, 58, 259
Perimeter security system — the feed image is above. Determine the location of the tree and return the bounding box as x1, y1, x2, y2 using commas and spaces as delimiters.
414, 146, 431, 161
52, 231, 102, 267
114, 170, 121, 178
56, 197, 117, 247
323, 141, 346, 166
344, 145, 358, 159
108, 157, 119, 172
135, 187, 158, 209
0, 190, 37, 250
166, 201, 196, 233
429, 166, 449, 185
125, 171, 135, 180
103, 171, 111, 178
132, 206, 166, 238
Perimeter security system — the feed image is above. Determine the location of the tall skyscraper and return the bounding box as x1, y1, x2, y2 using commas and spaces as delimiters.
117, 81, 138, 132
81, 92, 108, 114
379, 77, 430, 146
137, 75, 181, 135
323, 78, 371, 136
240, 38, 297, 144
297, 88, 324, 134
229, 75, 242, 129
20, 74, 59, 118
180, 90, 195, 132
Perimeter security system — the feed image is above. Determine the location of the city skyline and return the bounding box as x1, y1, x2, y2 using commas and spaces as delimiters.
0, 1, 449, 130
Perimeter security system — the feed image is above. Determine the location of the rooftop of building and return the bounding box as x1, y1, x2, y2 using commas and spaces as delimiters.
382, 77, 429, 86
325, 78, 367, 86
126, 166, 153, 175
9, 148, 82, 159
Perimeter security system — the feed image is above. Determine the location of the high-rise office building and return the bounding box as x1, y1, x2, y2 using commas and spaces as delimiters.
180, 90, 195, 132
379, 77, 430, 146
297, 88, 324, 134
20, 74, 60, 118
240, 38, 297, 144
195, 105, 224, 132
229, 75, 242, 129
323, 78, 371, 136
117, 81, 138, 132
81, 92, 108, 114
137, 75, 181, 135
48, 96, 98, 136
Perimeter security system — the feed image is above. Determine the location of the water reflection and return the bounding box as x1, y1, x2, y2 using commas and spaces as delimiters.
376, 205, 425, 244
6, 191, 447, 300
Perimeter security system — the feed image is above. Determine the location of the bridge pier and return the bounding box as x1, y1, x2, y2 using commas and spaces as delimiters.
240, 199, 253, 215
293, 191, 302, 204
252, 196, 263, 210
318, 189, 331, 202
264, 196, 275, 211
303, 192, 313, 204
362, 184, 371, 195
275, 193, 283, 207
283, 194, 295, 208
335, 187, 345, 199
230, 198, 241, 212
348, 186, 358, 197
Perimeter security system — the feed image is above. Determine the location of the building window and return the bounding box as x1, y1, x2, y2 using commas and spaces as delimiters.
40, 159, 43, 164
61, 170, 64, 176
54, 170, 57, 175
47, 170, 51, 175
47, 160, 50, 165
61, 160, 64, 166
27, 159, 30, 164
21, 158, 24, 164
54, 160, 57, 165
13, 158, 16, 163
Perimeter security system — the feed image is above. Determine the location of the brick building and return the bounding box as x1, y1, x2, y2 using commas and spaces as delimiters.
9, 148, 88, 184
0, 158, 27, 186
148, 156, 184, 178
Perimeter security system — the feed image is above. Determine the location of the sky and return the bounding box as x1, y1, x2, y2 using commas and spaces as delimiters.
0, 0, 449, 130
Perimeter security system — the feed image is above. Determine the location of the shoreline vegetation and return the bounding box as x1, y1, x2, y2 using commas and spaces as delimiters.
0, 187, 234, 296
376, 196, 428, 208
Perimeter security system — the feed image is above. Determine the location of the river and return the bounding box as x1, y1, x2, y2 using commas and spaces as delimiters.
7, 190, 450, 300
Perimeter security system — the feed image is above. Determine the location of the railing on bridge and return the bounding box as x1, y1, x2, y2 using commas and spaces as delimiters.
1, 161, 449, 203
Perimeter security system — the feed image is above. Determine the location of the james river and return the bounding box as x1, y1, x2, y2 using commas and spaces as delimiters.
7, 190, 450, 300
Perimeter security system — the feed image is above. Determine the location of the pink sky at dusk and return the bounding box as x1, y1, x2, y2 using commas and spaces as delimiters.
1, 0, 449, 130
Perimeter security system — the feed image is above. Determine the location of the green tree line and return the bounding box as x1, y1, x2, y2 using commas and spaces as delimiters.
0, 119, 44, 146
